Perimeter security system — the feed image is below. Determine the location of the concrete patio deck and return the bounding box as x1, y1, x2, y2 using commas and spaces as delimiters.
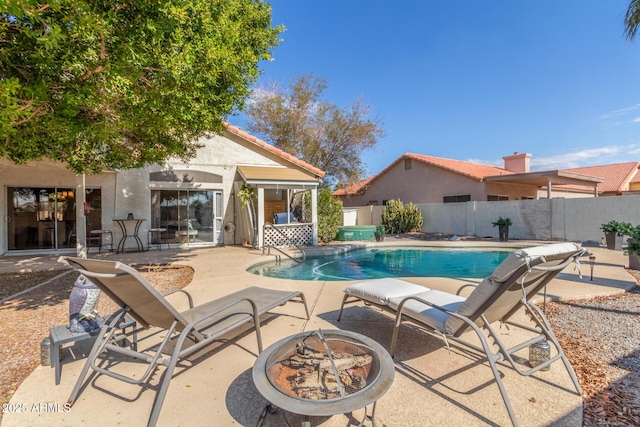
1, 239, 635, 427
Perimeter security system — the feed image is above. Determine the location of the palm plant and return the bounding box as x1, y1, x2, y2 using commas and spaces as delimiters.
624, 0, 640, 41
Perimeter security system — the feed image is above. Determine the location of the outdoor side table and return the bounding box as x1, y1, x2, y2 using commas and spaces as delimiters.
49, 314, 136, 385
113, 218, 146, 253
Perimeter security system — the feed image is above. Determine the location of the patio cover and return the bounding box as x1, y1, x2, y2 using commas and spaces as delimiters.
237, 166, 320, 188
484, 170, 604, 197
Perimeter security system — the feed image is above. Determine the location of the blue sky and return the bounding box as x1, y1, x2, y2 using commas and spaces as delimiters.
232, 1, 640, 176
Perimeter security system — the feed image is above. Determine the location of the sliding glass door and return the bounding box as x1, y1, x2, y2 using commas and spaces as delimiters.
7, 187, 102, 251
151, 189, 222, 245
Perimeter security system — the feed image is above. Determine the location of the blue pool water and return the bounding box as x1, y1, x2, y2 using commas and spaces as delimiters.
247, 247, 514, 281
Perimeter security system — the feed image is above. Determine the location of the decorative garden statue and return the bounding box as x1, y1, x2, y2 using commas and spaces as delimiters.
69, 275, 101, 333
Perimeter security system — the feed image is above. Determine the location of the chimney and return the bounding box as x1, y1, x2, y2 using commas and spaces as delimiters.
503, 152, 531, 173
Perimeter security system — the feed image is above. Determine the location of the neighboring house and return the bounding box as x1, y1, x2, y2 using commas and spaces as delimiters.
334, 152, 606, 207
1, 123, 324, 255
561, 162, 640, 195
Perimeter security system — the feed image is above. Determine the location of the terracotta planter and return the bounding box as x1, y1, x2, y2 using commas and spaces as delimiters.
498, 225, 509, 242
605, 232, 622, 251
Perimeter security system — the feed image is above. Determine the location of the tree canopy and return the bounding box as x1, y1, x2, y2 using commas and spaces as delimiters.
625, 0, 640, 41
244, 74, 384, 188
1, 0, 281, 173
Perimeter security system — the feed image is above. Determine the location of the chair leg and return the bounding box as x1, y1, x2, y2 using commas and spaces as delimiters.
297, 292, 310, 320
67, 321, 116, 406
336, 294, 351, 321
148, 345, 182, 427
526, 303, 583, 395
466, 319, 521, 427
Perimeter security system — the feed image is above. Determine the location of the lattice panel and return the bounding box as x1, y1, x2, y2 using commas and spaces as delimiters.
264, 224, 313, 248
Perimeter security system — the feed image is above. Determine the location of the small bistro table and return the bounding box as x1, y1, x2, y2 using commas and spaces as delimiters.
113, 219, 146, 253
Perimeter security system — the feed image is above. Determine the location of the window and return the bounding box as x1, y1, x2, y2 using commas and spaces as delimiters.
487, 195, 509, 201
367, 201, 379, 206
151, 189, 222, 245
443, 195, 471, 203
404, 158, 412, 170
521, 196, 534, 200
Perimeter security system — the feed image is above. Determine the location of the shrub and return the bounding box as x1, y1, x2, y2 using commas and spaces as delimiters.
381, 199, 424, 234
404, 202, 424, 231
627, 225, 640, 256
492, 217, 513, 227
600, 220, 633, 236
381, 199, 404, 234
304, 188, 343, 243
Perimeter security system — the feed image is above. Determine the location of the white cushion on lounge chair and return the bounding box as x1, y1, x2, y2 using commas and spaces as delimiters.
343, 278, 428, 305
492, 242, 581, 282
388, 290, 465, 332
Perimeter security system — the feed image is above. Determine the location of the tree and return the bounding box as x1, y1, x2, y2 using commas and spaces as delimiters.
0, 0, 281, 173
244, 74, 384, 187
624, 0, 640, 41
304, 187, 343, 243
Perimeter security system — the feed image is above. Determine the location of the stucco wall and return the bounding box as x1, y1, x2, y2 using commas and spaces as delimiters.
347, 194, 640, 242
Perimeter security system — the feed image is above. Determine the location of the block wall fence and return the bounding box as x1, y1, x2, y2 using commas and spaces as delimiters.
346, 195, 640, 243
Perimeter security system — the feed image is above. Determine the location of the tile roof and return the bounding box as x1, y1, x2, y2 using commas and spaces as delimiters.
334, 153, 511, 196
333, 176, 375, 196
405, 153, 512, 180
563, 162, 640, 193
223, 122, 325, 178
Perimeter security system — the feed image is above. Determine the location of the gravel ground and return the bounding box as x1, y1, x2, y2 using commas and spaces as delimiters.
546, 283, 640, 426
0, 264, 193, 424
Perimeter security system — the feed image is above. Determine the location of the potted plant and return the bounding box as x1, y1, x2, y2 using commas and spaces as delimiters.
600, 220, 632, 251
375, 225, 385, 242
627, 225, 640, 270
492, 217, 512, 242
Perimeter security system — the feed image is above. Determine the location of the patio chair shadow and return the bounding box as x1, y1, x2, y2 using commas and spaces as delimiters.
316, 307, 440, 360
320, 306, 582, 426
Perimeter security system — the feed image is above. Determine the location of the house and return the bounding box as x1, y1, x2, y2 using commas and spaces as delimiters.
561, 162, 640, 195
1, 123, 324, 255
334, 152, 606, 207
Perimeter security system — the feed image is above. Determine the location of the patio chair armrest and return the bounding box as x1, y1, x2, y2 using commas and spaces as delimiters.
394, 295, 484, 331
162, 289, 194, 308
455, 282, 479, 296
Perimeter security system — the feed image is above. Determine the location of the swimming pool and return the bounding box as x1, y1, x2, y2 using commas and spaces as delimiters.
247, 246, 514, 281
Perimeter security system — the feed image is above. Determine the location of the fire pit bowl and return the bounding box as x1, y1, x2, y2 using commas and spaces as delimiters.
252, 329, 395, 417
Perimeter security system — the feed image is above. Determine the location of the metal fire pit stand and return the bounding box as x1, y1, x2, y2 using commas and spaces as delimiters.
252, 330, 395, 427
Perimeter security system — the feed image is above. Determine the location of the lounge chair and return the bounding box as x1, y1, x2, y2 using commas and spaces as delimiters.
59, 256, 309, 427
337, 242, 585, 427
